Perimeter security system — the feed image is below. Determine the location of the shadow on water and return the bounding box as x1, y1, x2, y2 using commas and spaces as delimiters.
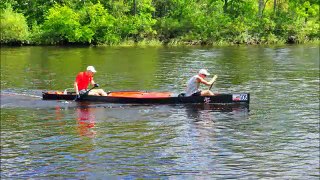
182, 104, 249, 122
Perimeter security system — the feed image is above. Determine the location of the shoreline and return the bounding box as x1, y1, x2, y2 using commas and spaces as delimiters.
1, 39, 319, 48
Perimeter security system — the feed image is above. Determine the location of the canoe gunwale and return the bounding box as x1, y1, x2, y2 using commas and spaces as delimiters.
42, 91, 250, 106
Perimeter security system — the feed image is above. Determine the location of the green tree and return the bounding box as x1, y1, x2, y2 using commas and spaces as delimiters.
1, 0, 319, 45
41, 4, 83, 44
79, 2, 118, 44
0, 6, 29, 44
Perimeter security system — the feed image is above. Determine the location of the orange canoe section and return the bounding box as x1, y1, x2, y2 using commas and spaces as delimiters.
46, 91, 173, 98
108, 91, 173, 98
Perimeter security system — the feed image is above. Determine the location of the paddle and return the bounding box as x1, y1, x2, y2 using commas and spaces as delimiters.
208, 75, 218, 90
74, 83, 99, 101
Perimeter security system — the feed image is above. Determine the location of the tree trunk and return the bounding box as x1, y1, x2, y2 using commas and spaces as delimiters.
258, 0, 264, 18
223, 0, 228, 13
133, 0, 137, 15
274, 0, 277, 14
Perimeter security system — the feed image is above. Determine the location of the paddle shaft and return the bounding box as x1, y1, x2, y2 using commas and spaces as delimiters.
84, 85, 97, 95
208, 75, 218, 90
75, 84, 97, 101
209, 83, 214, 91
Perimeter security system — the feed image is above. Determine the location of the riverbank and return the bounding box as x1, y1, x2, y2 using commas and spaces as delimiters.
1, 38, 319, 47
2, 2, 319, 48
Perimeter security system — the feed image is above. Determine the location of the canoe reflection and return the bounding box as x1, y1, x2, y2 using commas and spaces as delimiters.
184, 103, 249, 121
76, 102, 96, 138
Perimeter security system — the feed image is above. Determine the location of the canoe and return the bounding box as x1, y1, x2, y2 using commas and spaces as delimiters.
42, 90, 250, 106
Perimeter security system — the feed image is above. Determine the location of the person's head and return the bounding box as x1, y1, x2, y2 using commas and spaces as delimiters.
86, 66, 97, 75
198, 69, 210, 78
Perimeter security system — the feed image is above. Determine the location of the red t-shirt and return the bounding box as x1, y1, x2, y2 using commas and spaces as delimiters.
75, 72, 93, 91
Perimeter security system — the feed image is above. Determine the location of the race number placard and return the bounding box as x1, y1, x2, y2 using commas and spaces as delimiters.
232, 94, 248, 101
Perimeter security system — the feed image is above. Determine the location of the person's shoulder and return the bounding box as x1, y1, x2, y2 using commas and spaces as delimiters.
195, 75, 201, 79
76, 71, 85, 77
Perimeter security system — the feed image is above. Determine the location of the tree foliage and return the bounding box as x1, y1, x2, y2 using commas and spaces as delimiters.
41, 4, 82, 44
0, 6, 29, 44
1, 0, 319, 45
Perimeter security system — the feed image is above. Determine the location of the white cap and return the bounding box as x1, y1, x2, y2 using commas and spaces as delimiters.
199, 69, 210, 76
86, 66, 97, 73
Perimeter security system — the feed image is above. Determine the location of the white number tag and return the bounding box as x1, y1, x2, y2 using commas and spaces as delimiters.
232, 94, 248, 101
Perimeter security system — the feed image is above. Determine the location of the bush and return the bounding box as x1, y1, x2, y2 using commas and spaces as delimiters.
79, 3, 119, 45
0, 6, 29, 44
41, 4, 83, 44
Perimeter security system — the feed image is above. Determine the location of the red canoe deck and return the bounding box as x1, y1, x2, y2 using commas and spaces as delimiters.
107, 91, 173, 98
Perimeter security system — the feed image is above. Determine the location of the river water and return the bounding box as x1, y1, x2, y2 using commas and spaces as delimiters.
1, 45, 319, 179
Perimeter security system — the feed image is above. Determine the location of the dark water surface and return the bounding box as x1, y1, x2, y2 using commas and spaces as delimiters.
1, 45, 319, 179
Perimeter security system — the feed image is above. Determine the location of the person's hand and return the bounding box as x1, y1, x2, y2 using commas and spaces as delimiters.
209, 75, 218, 84
94, 83, 99, 87
74, 94, 81, 101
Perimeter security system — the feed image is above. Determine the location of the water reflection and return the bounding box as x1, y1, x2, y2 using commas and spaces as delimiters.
75, 102, 96, 138
53, 102, 97, 138
184, 104, 249, 122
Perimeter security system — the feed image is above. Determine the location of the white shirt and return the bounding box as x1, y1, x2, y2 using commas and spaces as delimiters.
185, 75, 200, 96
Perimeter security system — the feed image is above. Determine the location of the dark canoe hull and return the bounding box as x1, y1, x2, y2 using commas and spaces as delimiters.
42, 92, 250, 106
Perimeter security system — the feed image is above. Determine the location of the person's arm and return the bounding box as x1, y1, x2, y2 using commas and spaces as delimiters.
74, 81, 79, 95
91, 77, 100, 87
197, 76, 211, 86
197, 75, 218, 86
91, 79, 96, 86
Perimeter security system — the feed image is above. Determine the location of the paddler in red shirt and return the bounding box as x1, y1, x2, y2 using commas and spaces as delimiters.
74, 66, 108, 98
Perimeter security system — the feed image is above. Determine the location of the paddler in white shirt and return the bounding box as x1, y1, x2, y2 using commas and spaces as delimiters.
185, 69, 218, 96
